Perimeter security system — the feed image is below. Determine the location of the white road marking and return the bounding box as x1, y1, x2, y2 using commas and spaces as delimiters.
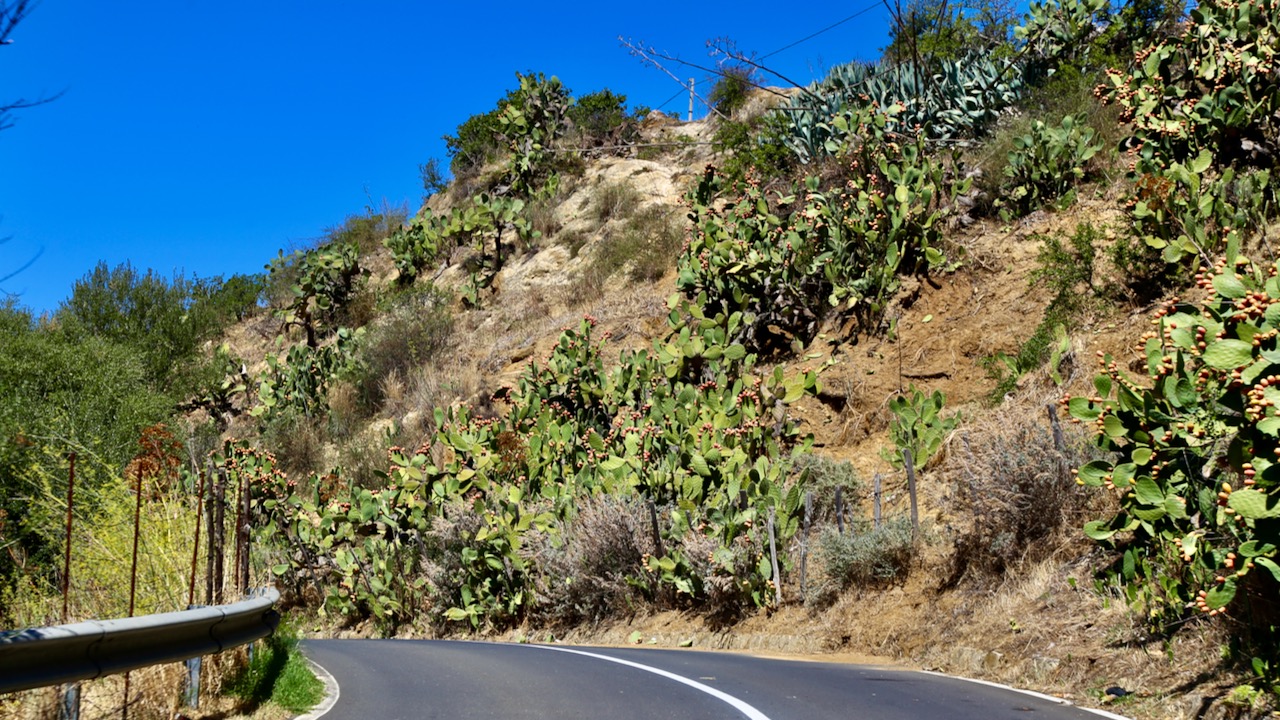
527, 644, 773, 720
294, 656, 341, 720
919, 670, 1133, 720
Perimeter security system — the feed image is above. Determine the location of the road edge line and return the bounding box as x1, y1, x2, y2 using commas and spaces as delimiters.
293, 656, 341, 720
918, 670, 1133, 720
526, 644, 772, 720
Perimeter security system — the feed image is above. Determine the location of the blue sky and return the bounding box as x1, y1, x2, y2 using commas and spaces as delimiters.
1, 1, 894, 315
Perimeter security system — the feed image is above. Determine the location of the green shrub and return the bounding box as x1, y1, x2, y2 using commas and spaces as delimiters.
708, 65, 756, 116
58, 261, 234, 392
714, 112, 797, 184
225, 619, 324, 713
444, 105, 509, 178
807, 519, 917, 606
196, 272, 266, 323
567, 89, 642, 149
985, 222, 1101, 397
0, 304, 171, 596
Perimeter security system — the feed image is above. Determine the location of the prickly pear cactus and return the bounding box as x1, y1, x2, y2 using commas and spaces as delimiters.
1067, 256, 1280, 627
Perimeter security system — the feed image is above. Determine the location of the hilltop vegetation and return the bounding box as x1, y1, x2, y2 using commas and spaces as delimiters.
3, 0, 1280, 717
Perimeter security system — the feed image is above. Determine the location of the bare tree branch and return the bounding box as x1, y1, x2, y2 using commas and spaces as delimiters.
618, 38, 730, 121
704, 38, 828, 105
0, 0, 60, 132
0, 0, 35, 46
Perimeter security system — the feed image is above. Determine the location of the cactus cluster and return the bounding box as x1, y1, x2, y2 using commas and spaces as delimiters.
684, 104, 963, 353
385, 191, 538, 287
1068, 256, 1280, 627
1101, 0, 1279, 266
999, 113, 1103, 218
255, 304, 820, 629
782, 51, 1023, 163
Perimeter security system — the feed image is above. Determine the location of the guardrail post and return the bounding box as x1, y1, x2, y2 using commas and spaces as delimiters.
59, 683, 79, 720
182, 656, 201, 709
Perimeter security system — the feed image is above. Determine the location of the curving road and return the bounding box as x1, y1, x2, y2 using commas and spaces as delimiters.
301, 639, 1127, 720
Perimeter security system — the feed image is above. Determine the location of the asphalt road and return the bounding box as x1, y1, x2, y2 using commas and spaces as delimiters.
301, 639, 1125, 720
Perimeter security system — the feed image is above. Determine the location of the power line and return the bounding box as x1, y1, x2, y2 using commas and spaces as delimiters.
653, 85, 688, 112
760, 3, 882, 60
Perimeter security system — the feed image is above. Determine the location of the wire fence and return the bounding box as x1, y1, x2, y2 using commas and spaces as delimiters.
1, 446, 264, 720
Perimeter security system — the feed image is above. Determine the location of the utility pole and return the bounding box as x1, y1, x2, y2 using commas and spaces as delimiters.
688, 78, 695, 122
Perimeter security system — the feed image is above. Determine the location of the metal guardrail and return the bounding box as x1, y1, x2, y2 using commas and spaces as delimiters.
0, 588, 280, 694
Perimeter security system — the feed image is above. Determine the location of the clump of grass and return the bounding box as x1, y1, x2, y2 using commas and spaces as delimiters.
357, 284, 454, 411
593, 181, 641, 222
587, 206, 683, 284
224, 618, 324, 714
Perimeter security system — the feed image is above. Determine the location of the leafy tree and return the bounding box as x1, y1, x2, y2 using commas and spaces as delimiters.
881, 0, 1011, 65
567, 88, 643, 147
419, 158, 449, 199
0, 301, 170, 595
57, 262, 248, 393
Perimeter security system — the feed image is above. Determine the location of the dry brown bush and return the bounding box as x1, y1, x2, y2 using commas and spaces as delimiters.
944, 396, 1104, 583
527, 495, 653, 627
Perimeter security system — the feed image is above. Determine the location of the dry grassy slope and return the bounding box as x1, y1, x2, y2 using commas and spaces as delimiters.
215, 107, 1259, 719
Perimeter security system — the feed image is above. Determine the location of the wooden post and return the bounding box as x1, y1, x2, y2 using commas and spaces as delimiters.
647, 501, 664, 558
1047, 403, 1066, 452
187, 463, 207, 608
239, 473, 251, 595
800, 492, 813, 600
233, 470, 243, 597
204, 468, 217, 606
767, 507, 782, 606
60, 455, 81, 720
212, 471, 226, 605
1047, 404, 1070, 482
903, 449, 919, 540
873, 474, 882, 529
123, 463, 145, 720
834, 486, 845, 535
61, 453, 76, 624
